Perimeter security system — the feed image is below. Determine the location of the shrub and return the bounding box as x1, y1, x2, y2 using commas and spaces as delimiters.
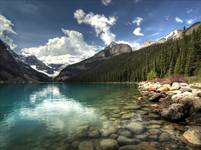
147, 70, 157, 81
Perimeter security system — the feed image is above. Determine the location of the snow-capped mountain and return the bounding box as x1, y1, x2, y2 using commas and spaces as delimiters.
139, 29, 183, 50
158, 29, 183, 43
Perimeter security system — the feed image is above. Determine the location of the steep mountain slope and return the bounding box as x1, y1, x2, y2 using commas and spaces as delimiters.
55, 43, 132, 81
59, 22, 201, 82
0, 40, 51, 83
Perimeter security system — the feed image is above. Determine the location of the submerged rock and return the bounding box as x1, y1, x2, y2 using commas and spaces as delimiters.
183, 126, 201, 146
101, 127, 117, 137
79, 141, 94, 150
119, 142, 157, 150
126, 122, 145, 134
118, 129, 132, 138
117, 136, 138, 146
100, 139, 119, 150
88, 128, 101, 138
119, 145, 140, 150
159, 132, 169, 141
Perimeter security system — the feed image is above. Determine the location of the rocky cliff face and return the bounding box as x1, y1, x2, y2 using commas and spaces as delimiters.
55, 43, 132, 81
21, 55, 55, 75
0, 40, 51, 83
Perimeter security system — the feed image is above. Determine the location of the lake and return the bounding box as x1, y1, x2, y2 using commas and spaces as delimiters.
0, 83, 198, 150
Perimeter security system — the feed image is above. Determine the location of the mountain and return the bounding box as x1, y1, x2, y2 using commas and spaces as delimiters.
55, 42, 132, 81
140, 22, 201, 49
21, 55, 54, 75
56, 22, 201, 82
0, 39, 51, 83
12, 52, 64, 76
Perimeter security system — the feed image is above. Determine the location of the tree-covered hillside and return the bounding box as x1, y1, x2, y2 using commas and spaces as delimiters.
66, 23, 201, 82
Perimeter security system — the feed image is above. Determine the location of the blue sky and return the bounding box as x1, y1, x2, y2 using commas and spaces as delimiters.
0, 0, 201, 64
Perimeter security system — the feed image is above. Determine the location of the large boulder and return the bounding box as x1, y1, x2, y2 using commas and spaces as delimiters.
183, 126, 201, 146
160, 103, 189, 121
149, 93, 166, 102
179, 96, 201, 112
171, 82, 181, 90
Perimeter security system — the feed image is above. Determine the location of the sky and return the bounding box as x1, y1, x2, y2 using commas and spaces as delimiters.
0, 0, 201, 64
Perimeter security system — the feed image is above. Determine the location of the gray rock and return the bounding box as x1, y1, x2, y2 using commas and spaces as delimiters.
72, 141, 79, 149
171, 82, 181, 90
149, 93, 166, 102
118, 129, 132, 138
124, 105, 141, 110
100, 139, 119, 150
148, 135, 158, 140
117, 136, 137, 146
121, 113, 134, 119
126, 122, 145, 134
148, 129, 160, 135
180, 87, 192, 93
101, 127, 117, 137
119, 145, 140, 150
79, 141, 94, 150
161, 103, 188, 121
159, 133, 169, 141
88, 128, 101, 138
110, 134, 118, 139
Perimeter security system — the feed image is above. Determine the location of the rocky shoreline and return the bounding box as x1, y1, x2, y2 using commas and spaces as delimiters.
138, 81, 201, 146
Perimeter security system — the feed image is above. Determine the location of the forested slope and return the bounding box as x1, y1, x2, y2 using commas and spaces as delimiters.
67, 22, 201, 82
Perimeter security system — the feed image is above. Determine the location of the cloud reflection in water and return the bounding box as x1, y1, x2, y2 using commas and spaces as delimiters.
0, 85, 100, 148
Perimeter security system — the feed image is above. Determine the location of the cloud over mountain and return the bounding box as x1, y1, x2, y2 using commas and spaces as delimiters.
0, 14, 16, 49
133, 17, 143, 26
132, 17, 144, 36
74, 9, 117, 45
133, 27, 144, 36
102, 0, 112, 6
22, 29, 98, 65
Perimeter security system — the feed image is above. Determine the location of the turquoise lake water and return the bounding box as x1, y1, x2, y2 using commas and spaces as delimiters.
0, 83, 198, 150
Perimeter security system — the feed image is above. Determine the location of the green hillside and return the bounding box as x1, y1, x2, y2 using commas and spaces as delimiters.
67, 23, 201, 82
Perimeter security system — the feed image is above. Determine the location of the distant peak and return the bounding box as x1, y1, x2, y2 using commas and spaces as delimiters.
108, 41, 117, 48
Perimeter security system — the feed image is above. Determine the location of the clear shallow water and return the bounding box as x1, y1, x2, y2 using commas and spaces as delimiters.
0, 83, 198, 150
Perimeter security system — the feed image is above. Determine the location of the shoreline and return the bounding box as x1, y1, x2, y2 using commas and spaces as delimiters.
137, 81, 201, 146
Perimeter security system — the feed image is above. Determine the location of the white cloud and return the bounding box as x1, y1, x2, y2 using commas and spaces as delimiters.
133, 27, 144, 36
186, 19, 194, 25
22, 29, 98, 65
175, 17, 183, 23
74, 9, 116, 45
102, 0, 112, 6
116, 40, 141, 50
0, 14, 17, 49
133, 17, 143, 26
